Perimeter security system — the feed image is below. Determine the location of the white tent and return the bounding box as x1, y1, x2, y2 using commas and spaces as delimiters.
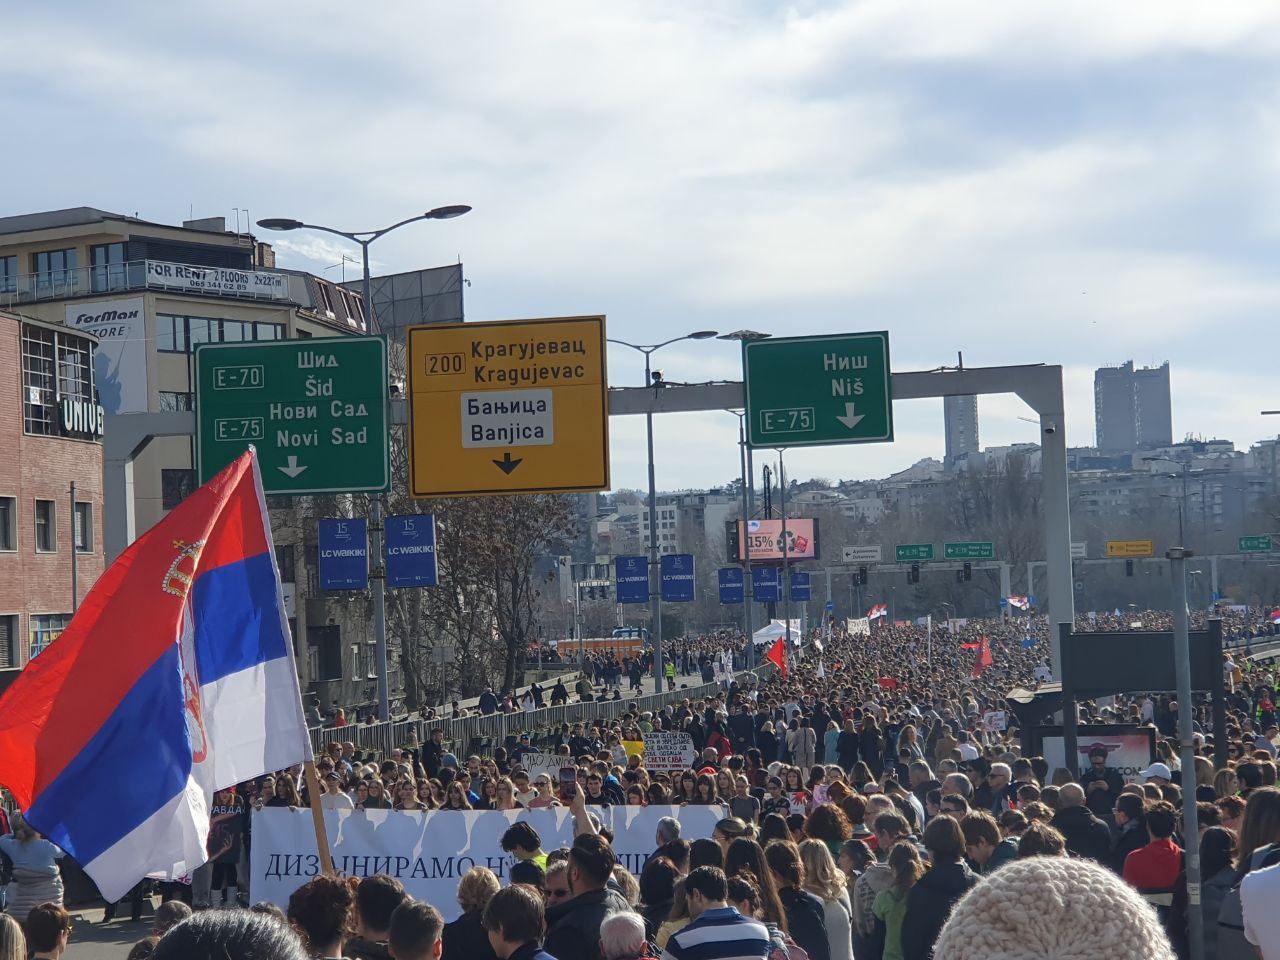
752, 619, 803, 646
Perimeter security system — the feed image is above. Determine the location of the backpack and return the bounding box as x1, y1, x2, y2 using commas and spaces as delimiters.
1217, 842, 1280, 960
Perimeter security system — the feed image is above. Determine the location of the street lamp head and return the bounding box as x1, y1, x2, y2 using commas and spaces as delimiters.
425, 205, 472, 220
686, 330, 719, 340
718, 330, 771, 342
257, 218, 304, 231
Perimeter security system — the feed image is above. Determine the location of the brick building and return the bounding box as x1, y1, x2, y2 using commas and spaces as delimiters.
0, 310, 104, 679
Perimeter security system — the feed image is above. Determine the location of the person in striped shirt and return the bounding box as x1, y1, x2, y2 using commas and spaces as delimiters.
660, 867, 771, 960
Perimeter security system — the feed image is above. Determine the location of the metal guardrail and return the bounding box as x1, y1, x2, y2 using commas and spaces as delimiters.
0, 259, 293, 307
310, 666, 776, 759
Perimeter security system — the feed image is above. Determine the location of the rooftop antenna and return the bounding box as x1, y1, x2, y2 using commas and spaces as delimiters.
957, 350, 964, 371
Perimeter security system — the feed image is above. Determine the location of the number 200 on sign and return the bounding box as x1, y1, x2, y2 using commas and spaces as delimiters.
760, 407, 814, 434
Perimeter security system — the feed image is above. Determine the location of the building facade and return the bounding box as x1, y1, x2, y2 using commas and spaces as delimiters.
0, 207, 382, 710
943, 394, 980, 468
0, 311, 105, 677
1094, 360, 1173, 452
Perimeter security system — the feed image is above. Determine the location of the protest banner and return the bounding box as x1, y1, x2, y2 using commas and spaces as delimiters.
517, 753, 571, 781
639, 732, 696, 773
252, 805, 727, 919
982, 710, 1008, 731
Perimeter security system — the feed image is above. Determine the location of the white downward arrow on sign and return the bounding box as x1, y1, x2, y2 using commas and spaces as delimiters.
278, 455, 308, 478
836, 402, 865, 429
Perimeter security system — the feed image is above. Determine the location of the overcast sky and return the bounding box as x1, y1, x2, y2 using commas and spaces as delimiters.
7, 2, 1280, 492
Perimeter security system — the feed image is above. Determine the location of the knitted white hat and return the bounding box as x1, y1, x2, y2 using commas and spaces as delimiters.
932, 856, 1175, 960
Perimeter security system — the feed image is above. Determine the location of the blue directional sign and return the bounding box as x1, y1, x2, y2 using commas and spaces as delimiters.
825, 599, 835, 613
752, 566, 780, 603
385, 514, 438, 588
661, 554, 695, 602
718, 567, 745, 604
790, 572, 811, 602
318, 518, 368, 590
615, 556, 650, 604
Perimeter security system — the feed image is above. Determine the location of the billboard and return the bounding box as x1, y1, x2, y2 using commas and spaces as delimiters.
718, 568, 744, 604
1038, 727, 1156, 784
385, 515, 438, 588
752, 567, 780, 602
727, 518, 820, 562
614, 556, 649, 604
660, 554, 695, 602
318, 518, 368, 590
65, 297, 147, 414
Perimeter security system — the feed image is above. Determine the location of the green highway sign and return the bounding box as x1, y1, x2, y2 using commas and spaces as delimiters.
743, 332, 893, 448
1239, 535, 1274, 553
895, 543, 934, 562
944, 541, 995, 560
196, 338, 389, 495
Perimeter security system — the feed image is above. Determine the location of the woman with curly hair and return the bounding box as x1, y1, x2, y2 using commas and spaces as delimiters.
443, 867, 500, 960
287, 875, 355, 959
805, 804, 854, 858
799, 839, 853, 960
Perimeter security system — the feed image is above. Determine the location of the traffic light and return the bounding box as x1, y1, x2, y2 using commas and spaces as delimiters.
1125, 559, 1134, 577
858, 566, 869, 586
909, 562, 920, 584
962, 562, 972, 582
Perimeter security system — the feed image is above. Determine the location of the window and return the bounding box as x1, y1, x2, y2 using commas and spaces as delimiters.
35, 500, 55, 552
30, 613, 71, 660
22, 324, 96, 435
0, 255, 15, 293
22, 326, 55, 434
162, 469, 196, 511
317, 283, 335, 315
31, 248, 77, 292
74, 502, 92, 552
276, 543, 296, 583
90, 242, 126, 292
0, 615, 16, 669
0, 498, 14, 551
158, 391, 193, 411
155, 315, 284, 354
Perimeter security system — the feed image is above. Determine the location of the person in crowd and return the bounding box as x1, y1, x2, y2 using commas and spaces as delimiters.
798, 839, 853, 960
1015, 821, 1067, 858
639, 857, 680, 941
900, 815, 978, 960
873, 841, 925, 960
287, 875, 356, 959
1049, 782, 1111, 862
1107, 793, 1148, 874
503, 822, 549, 871
930, 857, 1176, 960
349, 874, 410, 960
0, 817, 64, 920
545, 834, 630, 960
690, 839, 725, 872
26, 903, 70, 960
1122, 800, 1182, 894
960, 811, 1017, 874
392, 901, 447, 960
444, 867, 501, 960
723, 838, 789, 934
153, 900, 192, 938
661, 866, 771, 960
0, 914, 23, 960
154, 910, 309, 960
764, 840, 830, 960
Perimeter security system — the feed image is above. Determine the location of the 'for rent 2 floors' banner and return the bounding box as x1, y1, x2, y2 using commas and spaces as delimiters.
252, 805, 726, 918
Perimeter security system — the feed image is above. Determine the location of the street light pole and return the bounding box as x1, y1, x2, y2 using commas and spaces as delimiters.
608, 332, 719, 687
259, 205, 471, 721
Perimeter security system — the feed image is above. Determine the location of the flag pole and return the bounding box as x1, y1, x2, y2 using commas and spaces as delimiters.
302, 761, 336, 876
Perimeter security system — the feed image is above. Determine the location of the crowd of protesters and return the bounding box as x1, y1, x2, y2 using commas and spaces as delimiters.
4, 604, 1280, 959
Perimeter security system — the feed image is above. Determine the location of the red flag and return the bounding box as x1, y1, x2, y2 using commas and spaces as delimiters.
960, 641, 980, 650
878, 676, 899, 691
766, 638, 788, 679
972, 634, 993, 678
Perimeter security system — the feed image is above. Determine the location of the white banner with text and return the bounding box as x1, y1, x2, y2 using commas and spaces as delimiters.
251, 805, 726, 919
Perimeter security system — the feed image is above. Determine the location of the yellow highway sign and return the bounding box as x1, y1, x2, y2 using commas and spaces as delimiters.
406, 316, 609, 497
1105, 539, 1154, 558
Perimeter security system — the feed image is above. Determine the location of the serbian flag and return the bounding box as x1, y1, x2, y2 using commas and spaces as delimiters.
0, 450, 311, 900
1271, 610, 1280, 625
972, 635, 994, 678
766, 638, 788, 679
1007, 596, 1030, 611
867, 603, 888, 620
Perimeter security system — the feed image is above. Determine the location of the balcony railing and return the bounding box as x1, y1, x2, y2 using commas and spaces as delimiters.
0, 259, 295, 308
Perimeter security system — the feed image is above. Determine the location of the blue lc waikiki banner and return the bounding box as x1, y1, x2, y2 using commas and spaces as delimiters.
790, 572, 811, 602
615, 556, 650, 604
318, 518, 369, 590
718, 567, 744, 604
386, 515, 438, 588
660, 554, 695, 602
752, 566, 780, 602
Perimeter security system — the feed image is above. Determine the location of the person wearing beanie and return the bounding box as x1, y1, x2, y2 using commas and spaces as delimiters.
930, 856, 1175, 960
